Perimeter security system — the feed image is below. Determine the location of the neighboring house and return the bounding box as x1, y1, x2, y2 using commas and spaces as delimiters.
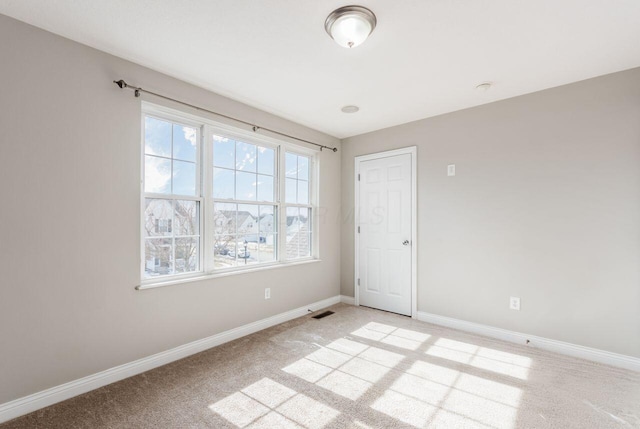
286, 222, 310, 259
213, 210, 263, 256
286, 215, 310, 259
286, 215, 304, 234
255, 213, 275, 244
144, 199, 198, 274
258, 213, 275, 234
214, 210, 258, 236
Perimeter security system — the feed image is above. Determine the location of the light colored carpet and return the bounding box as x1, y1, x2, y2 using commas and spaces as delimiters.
2, 303, 639, 428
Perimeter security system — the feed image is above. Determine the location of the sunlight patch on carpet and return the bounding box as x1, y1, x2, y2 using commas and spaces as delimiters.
209, 378, 340, 429
426, 338, 531, 380
352, 322, 432, 351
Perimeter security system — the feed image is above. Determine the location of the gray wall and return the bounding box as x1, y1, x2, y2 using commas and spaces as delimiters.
1, 11, 639, 408
0, 15, 341, 404
341, 68, 640, 358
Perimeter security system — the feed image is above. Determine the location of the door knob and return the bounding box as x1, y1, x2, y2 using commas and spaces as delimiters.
403, 240, 410, 246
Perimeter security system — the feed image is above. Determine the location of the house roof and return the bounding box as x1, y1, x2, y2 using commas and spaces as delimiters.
216, 211, 256, 226
286, 216, 308, 227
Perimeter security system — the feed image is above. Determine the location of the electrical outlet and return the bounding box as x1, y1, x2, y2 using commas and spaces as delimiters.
447, 164, 456, 176
510, 296, 520, 310
264, 288, 271, 300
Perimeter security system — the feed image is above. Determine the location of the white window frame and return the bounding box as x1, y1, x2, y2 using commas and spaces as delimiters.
140, 102, 319, 289
140, 111, 204, 283
205, 126, 281, 274
282, 150, 316, 260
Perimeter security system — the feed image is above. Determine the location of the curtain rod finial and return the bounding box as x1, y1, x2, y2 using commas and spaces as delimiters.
332, 147, 338, 152
114, 79, 127, 89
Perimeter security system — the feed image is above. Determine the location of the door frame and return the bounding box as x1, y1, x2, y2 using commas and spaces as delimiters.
354, 146, 418, 318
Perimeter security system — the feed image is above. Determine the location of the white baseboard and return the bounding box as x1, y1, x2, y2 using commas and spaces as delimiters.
0, 295, 341, 424
340, 295, 355, 305
416, 311, 640, 372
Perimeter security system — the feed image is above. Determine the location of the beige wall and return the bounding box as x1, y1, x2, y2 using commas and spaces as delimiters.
341, 68, 640, 358
0, 15, 341, 404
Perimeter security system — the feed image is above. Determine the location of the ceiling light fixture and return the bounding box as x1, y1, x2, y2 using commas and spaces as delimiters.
341, 105, 360, 113
325, 6, 377, 48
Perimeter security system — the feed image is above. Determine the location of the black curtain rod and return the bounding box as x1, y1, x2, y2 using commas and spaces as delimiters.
113, 80, 337, 152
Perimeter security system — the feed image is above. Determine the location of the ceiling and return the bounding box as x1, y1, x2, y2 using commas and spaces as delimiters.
2, 1, 640, 138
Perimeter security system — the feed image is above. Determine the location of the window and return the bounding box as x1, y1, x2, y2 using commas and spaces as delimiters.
141, 106, 317, 282
212, 135, 277, 269
143, 116, 201, 278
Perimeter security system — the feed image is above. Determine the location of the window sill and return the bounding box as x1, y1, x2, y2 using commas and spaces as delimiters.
136, 258, 321, 291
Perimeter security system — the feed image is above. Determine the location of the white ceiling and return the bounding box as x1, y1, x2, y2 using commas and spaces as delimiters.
2, 0, 640, 138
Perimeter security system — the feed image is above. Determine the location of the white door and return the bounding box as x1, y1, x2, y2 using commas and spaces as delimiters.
357, 151, 413, 316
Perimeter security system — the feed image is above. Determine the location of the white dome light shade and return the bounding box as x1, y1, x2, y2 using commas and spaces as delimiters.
325, 6, 377, 48
330, 15, 372, 48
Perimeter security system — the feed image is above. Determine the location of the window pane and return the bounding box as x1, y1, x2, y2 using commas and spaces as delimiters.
173, 160, 196, 196
285, 231, 299, 259
145, 155, 171, 194
214, 235, 237, 269
259, 234, 277, 263
300, 207, 312, 232
145, 117, 171, 157
144, 238, 172, 277
258, 205, 276, 235
257, 147, 275, 176
299, 233, 311, 258
234, 238, 255, 266
237, 204, 259, 238
285, 152, 298, 178
286, 207, 311, 260
213, 168, 234, 199
257, 174, 274, 202
175, 237, 199, 273
298, 156, 309, 181
173, 124, 197, 162
174, 200, 199, 236
214, 203, 237, 234
292, 207, 301, 219
144, 199, 173, 237
285, 178, 297, 203
297, 180, 309, 204
236, 171, 257, 200
286, 207, 300, 259
213, 135, 235, 169
236, 141, 257, 172
214, 234, 232, 257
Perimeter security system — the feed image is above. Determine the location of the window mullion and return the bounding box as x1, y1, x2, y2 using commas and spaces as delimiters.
203, 125, 214, 273
314, 156, 318, 258
212, 198, 275, 205
278, 146, 286, 263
